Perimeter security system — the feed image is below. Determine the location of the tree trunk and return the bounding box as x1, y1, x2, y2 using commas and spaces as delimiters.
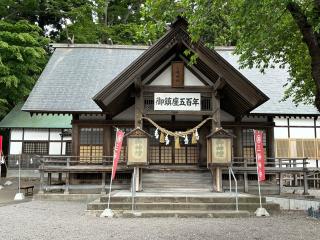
287, 1, 320, 111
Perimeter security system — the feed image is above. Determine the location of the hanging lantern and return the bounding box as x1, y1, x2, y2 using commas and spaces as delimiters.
184, 135, 189, 145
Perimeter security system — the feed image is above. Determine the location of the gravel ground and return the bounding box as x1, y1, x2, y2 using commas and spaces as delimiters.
0, 201, 319, 240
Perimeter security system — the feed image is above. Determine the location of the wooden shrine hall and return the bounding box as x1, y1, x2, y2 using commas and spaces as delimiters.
18, 17, 320, 194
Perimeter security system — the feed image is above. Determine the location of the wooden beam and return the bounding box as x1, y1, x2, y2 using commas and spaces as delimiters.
145, 110, 213, 115
142, 53, 176, 85
135, 79, 143, 128
179, 54, 214, 86
214, 77, 226, 91
143, 85, 213, 93
97, 35, 179, 105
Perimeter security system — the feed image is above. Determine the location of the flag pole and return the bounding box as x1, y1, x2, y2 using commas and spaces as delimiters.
107, 129, 118, 210
107, 167, 114, 210
101, 128, 124, 218
253, 131, 263, 209
253, 129, 269, 217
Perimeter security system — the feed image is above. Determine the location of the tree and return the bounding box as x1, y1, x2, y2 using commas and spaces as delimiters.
142, 0, 320, 111
58, 0, 149, 44
0, 0, 93, 39
0, 20, 49, 117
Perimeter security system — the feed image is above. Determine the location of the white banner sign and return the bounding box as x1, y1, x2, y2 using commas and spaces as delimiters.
154, 93, 201, 111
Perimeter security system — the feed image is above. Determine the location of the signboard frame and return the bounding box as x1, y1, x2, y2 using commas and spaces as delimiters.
154, 92, 201, 111
125, 128, 151, 166
207, 128, 234, 167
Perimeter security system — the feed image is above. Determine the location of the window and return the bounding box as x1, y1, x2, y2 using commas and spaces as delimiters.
79, 128, 103, 163
275, 138, 318, 159
111, 127, 133, 161
65, 141, 72, 156
242, 129, 267, 161
23, 142, 49, 155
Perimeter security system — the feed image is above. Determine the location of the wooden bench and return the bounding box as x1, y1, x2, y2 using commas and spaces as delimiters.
20, 185, 34, 196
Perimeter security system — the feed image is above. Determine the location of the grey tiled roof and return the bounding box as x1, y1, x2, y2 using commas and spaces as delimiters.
22, 45, 146, 113
22, 44, 319, 116
217, 49, 319, 115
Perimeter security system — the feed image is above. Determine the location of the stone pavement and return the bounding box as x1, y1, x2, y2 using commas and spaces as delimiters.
0, 200, 319, 240
0, 177, 38, 206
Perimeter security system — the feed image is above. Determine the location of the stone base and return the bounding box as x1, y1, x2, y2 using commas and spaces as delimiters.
14, 192, 25, 201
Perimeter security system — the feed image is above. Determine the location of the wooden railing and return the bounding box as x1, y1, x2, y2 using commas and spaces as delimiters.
39, 155, 120, 167
231, 157, 309, 169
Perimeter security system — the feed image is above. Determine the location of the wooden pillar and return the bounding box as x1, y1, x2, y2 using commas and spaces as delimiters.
279, 172, 283, 194
47, 173, 52, 186
211, 91, 222, 192
303, 159, 309, 195
103, 125, 111, 194
101, 173, 106, 195
267, 117, 275, 159
71, 114, 79, 156
104, 125, 112, 156
234, 122, 247, 192
199, 126, 210, 167
39, 169, 44, 194
134, 79, 143, 192
64, 172, 70, 194
58, 173, 62, 183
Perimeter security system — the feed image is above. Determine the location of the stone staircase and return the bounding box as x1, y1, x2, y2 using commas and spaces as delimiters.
86, 193, 280, 218
86, 170, 280, 218
142, 169, 213, 192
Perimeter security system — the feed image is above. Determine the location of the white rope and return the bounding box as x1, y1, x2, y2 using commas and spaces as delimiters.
141, 116, 216, 137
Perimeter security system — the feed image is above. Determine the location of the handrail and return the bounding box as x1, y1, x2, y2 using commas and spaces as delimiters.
231, 157, 309, 169
228, 167, 239, 212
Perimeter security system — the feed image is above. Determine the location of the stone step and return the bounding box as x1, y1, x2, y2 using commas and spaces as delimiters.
142, 184, 212, 188
143, 177, 212, 181
140, 188, 213, 192
143, 180, 212, 184
87, 201, 279, 213
143, 175, 212, 179
86, 210, 251, 218
142, 171, 212, 190
99, 196, 266, 204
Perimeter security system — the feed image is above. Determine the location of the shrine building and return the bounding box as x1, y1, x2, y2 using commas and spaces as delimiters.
1, 17, 320, 193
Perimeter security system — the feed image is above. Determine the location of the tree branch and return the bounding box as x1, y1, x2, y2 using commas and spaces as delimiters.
287, 2, 319, 58
287, 1, 320, 110
314, 0, 320, 11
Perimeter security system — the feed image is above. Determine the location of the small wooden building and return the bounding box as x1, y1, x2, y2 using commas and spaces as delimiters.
1, 18, 320, 192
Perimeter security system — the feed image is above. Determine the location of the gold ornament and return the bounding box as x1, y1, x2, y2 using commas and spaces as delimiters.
175, 136, 180, 149
159, 132, 165, 143
192, 131, 197, 144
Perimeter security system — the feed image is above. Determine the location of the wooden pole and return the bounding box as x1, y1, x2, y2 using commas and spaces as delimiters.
134, 79, 143, 192
211, 91, 222, 192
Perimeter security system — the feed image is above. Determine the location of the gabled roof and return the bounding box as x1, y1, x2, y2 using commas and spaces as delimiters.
93, 17, 268, 117
20, 21, 319, 116
0, 103, 72, 129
